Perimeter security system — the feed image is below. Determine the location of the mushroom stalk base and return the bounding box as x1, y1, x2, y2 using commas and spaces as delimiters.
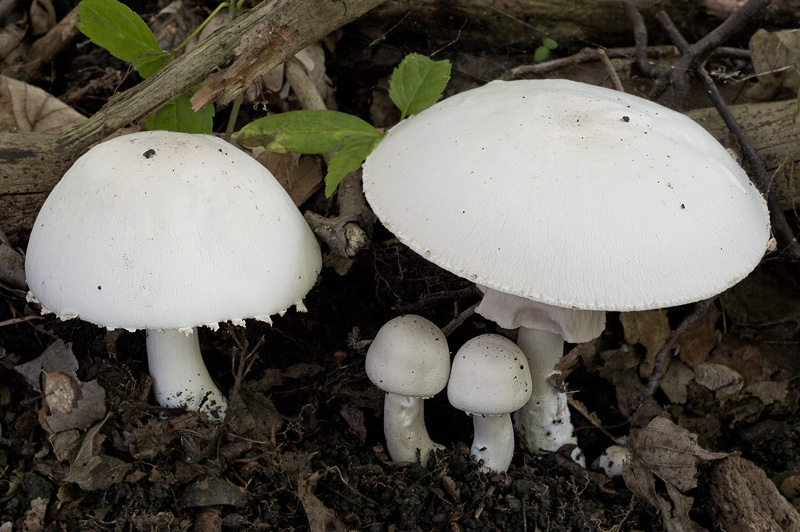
515, 327, 584, 465
146, 328, 228, 420
383, 392, 441, 466
471, 413, 515, 473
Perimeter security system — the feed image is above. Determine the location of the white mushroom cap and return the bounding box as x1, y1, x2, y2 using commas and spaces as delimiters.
362, 79, 771, 311
365, 315, 450, 397
447, 334, 532, 416
25, 131, 322, 330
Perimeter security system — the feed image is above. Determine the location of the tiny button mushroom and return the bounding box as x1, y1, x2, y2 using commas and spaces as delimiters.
365, 315, 450, 466
447, 334, 532, 473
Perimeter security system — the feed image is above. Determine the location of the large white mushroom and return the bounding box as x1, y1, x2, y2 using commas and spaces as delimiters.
362, 79, 771, 461
26, 131, 322, 420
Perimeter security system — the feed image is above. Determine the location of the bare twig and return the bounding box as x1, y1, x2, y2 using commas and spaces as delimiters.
441, 302, 478, 337
651, 0, 772, 108
644, 299, 714, 399
596, 49, 624, 91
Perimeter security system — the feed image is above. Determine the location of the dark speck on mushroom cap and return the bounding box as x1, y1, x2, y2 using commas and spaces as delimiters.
362, 79, 770, 312
25, 131, 322, 331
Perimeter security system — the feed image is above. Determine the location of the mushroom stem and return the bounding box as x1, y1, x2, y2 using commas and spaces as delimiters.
382, 391, 442, 466
470, 413, 515, 473
515, 327, 584, 465
146, 328, 228, 420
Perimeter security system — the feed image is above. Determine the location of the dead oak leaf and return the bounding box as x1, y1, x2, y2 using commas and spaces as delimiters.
623, 416, 728, 532
43, 371, 82, 414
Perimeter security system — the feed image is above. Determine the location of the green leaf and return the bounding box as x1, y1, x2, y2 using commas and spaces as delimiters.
534, 46, 550, 63
324, 136, 383, 197
145, 91, 214, 134
76, 0, 170, 78
542, 37, 558, 50
238, 110, 381, 154
389, 53, 451, 120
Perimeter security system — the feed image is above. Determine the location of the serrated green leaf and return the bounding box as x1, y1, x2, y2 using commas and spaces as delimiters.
145, 90, 214, 134
324, 136, 382, 197
389, 53, 451, 120
238, 110, 381, 154
542, 37, 558, 50
76, 0, 170, 78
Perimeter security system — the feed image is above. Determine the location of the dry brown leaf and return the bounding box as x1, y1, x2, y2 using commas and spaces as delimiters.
15, 339, 78, 390
693, 363, 744, 400
0, 75, 86, 133
624, 416, 728, 532
64, 415, 131, 491
660, 359, 694, 404
43, 370, 82, 414
746, 28, 800, 101
745, 380, 790, 406
297, 470, 348, 532
675, 306, 719, 366
255, 149, 323, 206
340, 403, 367, 444
45, 379, 107, 433
619, 310, 670, 378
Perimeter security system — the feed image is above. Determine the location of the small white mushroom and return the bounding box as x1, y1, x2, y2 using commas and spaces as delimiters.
365, 315, 450, 466
25, 131, 323, 420
447, 334, 532, 473
594, 443, 631, 478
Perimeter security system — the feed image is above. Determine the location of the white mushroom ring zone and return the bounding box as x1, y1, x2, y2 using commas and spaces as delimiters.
25, 131, 322, 420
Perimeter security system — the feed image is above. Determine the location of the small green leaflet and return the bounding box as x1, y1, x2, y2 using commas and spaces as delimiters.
534, 38, 558, 63
76, 0, 170, 78
145, 90, 215, 134
324, 136, 382, 197
238, 110, 382, 154
389, 53, 451, 120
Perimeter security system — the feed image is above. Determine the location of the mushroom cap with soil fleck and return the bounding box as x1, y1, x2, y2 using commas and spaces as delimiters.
25, 130, 322, 420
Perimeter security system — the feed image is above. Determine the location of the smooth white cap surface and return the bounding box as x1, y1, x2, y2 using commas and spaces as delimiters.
447, 334, 532, 415
26, 131, 322, 330
363, 79, 771, 311
365, 314, 450, 397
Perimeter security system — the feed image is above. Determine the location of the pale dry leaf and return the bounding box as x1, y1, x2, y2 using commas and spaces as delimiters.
746, 28, 800, 101
30, 0, 57, 36
693, 363, 743, 400
254, 147, 323, 206
15, 339, 78, 391
50, 429, 82, 462
0, 75, 86, 133
43, 370, 82, 414
660, 359, 694, 404
297, 470, 348, 532
745, 380, 790, 405
0, 20, 27, 62
45, 379, 107, 433
675, 306, 719, 366
21, 497, 47, 532
624, 416, 728, 532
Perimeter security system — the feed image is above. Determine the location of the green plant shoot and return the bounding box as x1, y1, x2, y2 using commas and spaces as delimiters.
534, 38, 558, 63
76, 0, 214, 133
238, 53, 451, 197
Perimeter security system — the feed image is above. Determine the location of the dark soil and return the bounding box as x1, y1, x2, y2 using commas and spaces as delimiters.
2, 2, 800, 531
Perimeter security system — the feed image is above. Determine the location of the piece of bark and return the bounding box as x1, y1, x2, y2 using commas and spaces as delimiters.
355, 0, 800, 51
709, 455, 800, 531
0, 0, 384, 245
